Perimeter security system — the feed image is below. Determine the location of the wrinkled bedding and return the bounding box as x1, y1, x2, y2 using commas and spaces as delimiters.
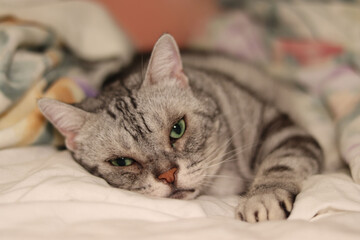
0, 146, 360, 240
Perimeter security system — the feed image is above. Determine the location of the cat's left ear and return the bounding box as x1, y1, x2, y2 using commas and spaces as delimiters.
143, 34, 189, 88
37, 98, 90, 151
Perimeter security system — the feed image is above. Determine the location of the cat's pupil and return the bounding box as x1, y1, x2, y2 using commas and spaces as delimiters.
111, 157, 133, 166
117, 158, 126, 166
173, 124, 181, 134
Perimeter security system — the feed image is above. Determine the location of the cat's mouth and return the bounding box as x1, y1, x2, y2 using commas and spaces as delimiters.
168, 189, 196, 199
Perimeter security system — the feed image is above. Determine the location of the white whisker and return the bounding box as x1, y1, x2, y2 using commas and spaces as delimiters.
201, 141, 257, 171
204, 174, 242, 180
203, 124, 249, 163
204, 158, 238, 170
187, 123, 252, 175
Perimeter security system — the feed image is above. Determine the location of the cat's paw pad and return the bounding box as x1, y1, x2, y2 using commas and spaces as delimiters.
235, 188, 295, 223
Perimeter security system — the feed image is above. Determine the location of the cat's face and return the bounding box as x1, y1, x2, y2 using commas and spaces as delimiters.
72, 80, 225, 199
38, 34, 228, 199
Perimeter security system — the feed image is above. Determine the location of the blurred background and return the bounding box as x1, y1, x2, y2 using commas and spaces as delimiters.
0, 0, 360, 149
95, 0, 220, 51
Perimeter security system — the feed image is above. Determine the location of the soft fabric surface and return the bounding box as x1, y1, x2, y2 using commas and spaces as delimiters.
0, 146, 360, 240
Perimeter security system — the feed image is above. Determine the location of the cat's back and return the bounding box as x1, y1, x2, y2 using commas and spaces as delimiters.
181, 52, 273, 121
181, 51, 275, 102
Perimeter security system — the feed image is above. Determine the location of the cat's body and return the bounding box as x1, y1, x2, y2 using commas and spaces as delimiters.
38, 35, 322, 222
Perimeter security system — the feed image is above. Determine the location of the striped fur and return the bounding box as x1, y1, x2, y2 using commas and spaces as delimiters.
38, 35, 323, 222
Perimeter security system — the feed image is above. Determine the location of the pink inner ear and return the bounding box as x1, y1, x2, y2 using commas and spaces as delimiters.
144, 34, 189, 87
53, 121, 81, 151
173, 69, 189, 88
64, 132, 77, 151
38, 98, 86, 152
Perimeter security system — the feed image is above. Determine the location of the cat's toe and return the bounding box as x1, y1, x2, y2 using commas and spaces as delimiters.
235, 188, 296, 223
274, 188, 295, 218
235, 195, 270, 223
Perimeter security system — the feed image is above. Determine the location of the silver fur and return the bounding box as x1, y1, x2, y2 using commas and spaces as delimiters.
38, 34, 322, 222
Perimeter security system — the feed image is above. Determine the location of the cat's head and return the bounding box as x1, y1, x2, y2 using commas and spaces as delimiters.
38, 34, 228, 199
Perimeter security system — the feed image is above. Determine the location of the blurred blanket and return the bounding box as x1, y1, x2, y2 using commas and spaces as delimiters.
0, 0, 133, 149
190, 0, 360, 183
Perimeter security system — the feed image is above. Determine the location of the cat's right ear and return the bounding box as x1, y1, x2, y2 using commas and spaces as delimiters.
142, 34, 189, 88
37, 98, 89, 151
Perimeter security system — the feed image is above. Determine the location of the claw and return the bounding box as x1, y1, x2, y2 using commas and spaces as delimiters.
235, 189, 297, 222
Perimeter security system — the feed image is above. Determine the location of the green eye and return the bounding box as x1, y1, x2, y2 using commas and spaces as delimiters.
110, 157, 134, 167
170, 118, 186, 140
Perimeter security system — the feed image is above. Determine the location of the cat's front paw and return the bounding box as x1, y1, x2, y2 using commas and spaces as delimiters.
235, 188, 296, 223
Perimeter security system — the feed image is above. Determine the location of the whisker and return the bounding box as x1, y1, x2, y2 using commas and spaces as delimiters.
202, 142, 257, 170
205, 133, 257, 163
187, 123, 252, 173
199, 179, 214, 186
187, 142, 225, 170
200, 184, 213, 189
197, 124, 250, 164
205, 147, 241, 166
204, 158, 238, 170
200, 180, 214, 184
203, 174, 242, 180
205, 148, 237, 166
188, 144, 242, 175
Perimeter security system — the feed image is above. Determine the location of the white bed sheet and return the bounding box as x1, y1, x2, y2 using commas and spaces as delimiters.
0, 146, 359, 240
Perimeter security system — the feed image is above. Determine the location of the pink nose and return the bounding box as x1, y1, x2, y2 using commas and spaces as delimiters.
158, 167, 177, 184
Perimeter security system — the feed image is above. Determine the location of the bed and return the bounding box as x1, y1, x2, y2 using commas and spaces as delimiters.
1, 1, 360, 239
1, 146, 360, 239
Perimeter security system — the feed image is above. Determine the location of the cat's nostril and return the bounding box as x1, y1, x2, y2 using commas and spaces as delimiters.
157, 167, 177, 184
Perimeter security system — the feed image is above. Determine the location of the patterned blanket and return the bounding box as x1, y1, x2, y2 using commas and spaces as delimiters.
190, 0, 360, 183
0, 17, 86, 148
0, 1, 132, 149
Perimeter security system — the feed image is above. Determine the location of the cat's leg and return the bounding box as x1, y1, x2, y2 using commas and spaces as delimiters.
236, 114, 323, 222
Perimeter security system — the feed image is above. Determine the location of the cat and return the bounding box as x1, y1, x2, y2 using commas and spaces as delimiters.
38, 34, 323, 223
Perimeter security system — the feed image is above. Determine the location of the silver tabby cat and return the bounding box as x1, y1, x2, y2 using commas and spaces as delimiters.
38, 34, 322, 223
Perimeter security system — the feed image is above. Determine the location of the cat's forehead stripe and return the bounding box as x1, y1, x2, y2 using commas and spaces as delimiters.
112, 97, 154, 142
106, 108, 117, 120
129, 95, 138, 109
139, 112, 153, 133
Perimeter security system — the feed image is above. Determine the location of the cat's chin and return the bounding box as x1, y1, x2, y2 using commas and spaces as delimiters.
168, 189, 199, 200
